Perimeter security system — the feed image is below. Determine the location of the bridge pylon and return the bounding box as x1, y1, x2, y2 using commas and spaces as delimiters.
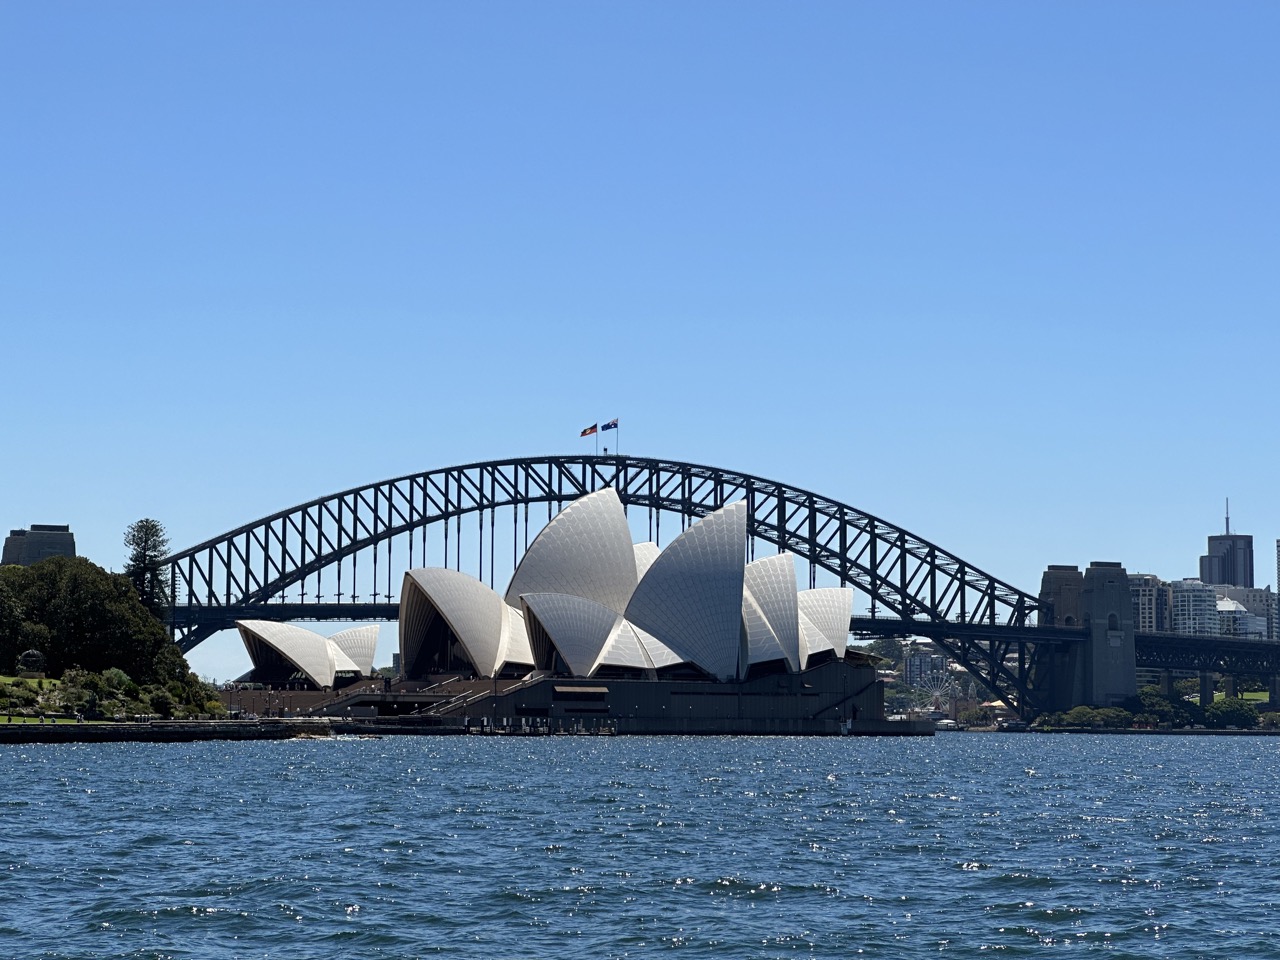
1033, 562, 1137, 711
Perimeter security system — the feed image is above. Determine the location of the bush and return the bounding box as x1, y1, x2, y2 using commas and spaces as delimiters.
1, 682, 39, 709
147, 689, 175, 719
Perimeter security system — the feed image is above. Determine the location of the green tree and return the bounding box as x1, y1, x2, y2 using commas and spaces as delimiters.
1122, 688, 1203, 728
0, 556, 177, 683
0, 578, 22, 673
147, 688, 175, 719
124, 519, 171, 616
1064, 705, 1101, 726
862, 637, 904, 667
1094, 707, 1134, 728
1173, 678, 1201, 700
1204, 697, 1259, 730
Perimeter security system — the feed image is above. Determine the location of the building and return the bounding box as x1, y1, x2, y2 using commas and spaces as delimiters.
1170, 579, 1220, 636
1129, 574, 1172, 633
235, 622, 378, 690
1217, 586, 1275, 641
385, 489, 891, 732
1199, 507, 1253, 587
1216, 598, 1268, 640
1, 524, 76, 566
902, 641, 948, 686
400, 489, 851, 682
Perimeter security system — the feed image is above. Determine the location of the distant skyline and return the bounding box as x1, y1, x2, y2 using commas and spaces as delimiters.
3, 1, 1277, 680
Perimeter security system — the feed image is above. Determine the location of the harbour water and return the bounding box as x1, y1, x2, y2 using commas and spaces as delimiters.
2, 734, 1277, 958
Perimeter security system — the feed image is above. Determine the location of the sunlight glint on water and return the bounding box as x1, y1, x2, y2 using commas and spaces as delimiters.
2, 735, 1276, 958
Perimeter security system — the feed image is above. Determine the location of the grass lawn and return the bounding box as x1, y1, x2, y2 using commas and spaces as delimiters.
0, 715, 110, 725
0, 675, 60, 688
1212, 691, 1272, 703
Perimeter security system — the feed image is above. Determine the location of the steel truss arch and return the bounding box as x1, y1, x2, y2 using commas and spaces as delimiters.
163, 455, 1043, 703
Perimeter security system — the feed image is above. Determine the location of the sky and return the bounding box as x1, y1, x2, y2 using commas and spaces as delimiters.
3, 1, 1277, 681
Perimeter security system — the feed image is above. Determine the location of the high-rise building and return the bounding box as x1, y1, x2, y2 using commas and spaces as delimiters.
1, 524, 76, 566
1170, 579, 1219, 636
903, 642, 948, 686
1129, 574, 1172, 633
1199, 504, 1253, 587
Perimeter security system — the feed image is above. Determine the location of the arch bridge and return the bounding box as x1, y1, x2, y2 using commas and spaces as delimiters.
164, 455, 1050, 711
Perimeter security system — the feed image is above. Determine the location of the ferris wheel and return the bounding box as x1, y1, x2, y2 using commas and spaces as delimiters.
912, 674, 958, 714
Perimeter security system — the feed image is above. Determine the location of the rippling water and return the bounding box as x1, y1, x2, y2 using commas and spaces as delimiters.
2, 734, 1277, 958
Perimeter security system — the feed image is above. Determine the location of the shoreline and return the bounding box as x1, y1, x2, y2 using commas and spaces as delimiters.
0, 716, 933, 743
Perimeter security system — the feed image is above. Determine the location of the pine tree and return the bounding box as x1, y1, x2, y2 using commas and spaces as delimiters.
124, 518, 171, 616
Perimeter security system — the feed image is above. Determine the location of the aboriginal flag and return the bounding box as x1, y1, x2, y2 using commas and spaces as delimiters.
580, 424, 598, 437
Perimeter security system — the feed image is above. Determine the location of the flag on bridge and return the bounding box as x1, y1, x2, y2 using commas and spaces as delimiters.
601, 419, 619, 431
580, 424, 598, 437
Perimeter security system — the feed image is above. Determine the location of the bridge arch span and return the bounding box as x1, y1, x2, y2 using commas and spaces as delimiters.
165, 455, 1040, 658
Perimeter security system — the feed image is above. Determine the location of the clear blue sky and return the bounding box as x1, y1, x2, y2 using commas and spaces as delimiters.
3, 2, 1277, 680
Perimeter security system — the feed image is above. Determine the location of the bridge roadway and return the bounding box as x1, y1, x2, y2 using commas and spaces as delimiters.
175, 603, 1280, 678
848, 616, 1280, 675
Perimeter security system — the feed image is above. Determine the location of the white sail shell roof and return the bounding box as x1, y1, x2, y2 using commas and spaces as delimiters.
521, 593, 682, 677
744, 553, 801, 672
330, 645, 361, 674
402, 568, 508, 678
505, 487, 637, 615
330, 625, 378, 675
521, 593, 620, 677
499, 605, 534, 671
742, 589, 789, 668
625, 501, 748, 680
237, 620, 339, 689
599, 619, 666, 673
797, 587, 853, 659
630, 621, 684, 669
798, 611, 835, 668
632, 542, 660, 581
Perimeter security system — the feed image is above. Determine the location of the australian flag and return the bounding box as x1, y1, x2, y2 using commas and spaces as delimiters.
601, 418, 619, 431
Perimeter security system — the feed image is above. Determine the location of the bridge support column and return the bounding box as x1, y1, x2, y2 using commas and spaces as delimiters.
1159, 670, 1173, 697
1080, 562, 1137, 707
1199, 671, 1215, 708
1223, 675, 1238, 699
1270, 675, 1280, 710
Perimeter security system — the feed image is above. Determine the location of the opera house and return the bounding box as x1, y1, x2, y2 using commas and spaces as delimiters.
401, 488, 853, 683
234, 489, 894, 733
235, 621, 378, 690
395, 489, 889, 733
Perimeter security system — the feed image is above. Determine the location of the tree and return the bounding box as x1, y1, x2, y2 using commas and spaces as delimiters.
1, 556, 174, 682
0, 578, 22, 672
124, 519, 171, 616
1121, 688, 1203, 728
863, 637, 904, 667
1204, 697, 1259, 730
